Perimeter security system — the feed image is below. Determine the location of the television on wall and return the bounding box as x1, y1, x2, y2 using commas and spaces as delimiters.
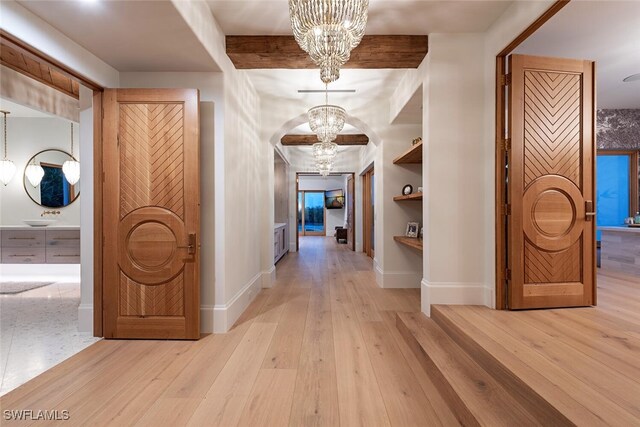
325, 189, 344, 209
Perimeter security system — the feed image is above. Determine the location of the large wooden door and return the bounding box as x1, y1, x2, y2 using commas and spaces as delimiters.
508, 55, 596, 309
103, 89, 200, 339
347, 175, 355, 251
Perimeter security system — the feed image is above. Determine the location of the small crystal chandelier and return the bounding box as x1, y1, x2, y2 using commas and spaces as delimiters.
312, 141, 338, 163
25, 157, 45, 187
0, 111, 16, 186
289, 0, 369, 83
62, 122, 80, 185
308, 86, 346, 143
316, 159, 333, 177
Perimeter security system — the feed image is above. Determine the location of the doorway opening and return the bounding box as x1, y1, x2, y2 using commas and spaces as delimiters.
0, 34, 102, 394
295, 172, 356, 253
362, 166, 375, 258
495, 0, 640, 309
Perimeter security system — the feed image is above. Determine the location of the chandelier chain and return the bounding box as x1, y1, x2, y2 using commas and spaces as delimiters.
70, 123, 74, 156
2, 111, 7, 160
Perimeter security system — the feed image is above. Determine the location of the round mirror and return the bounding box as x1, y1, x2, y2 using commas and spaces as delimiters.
23, 149, 80, 208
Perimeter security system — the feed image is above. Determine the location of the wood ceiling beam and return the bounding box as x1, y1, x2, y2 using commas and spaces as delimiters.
227, 35, 428, 69
281, 134, 369, 146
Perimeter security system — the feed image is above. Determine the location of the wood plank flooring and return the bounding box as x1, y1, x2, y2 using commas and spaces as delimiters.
430, 268, 640, 426
0, 237, 455, 426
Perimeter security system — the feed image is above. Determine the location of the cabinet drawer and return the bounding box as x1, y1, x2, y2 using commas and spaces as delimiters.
46, 230, 81, 248
2, 230, 45, 248
46, 247, 81, 264
2, 247, 46, 264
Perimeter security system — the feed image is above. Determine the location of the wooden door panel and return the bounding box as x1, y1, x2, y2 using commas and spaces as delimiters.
347, 176, 355, 251
508, 55, 595, 309
103, 89, 200, 339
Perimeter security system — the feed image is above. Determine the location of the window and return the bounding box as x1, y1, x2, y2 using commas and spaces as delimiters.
596, 151, 640, 240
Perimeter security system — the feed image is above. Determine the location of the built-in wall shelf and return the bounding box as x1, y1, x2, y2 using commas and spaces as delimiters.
394, 236, 423, 252
394, 192, 423, 202
393, 140, 423, 164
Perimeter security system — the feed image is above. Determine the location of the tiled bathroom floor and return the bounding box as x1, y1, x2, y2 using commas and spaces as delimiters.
0, 282, 100, 395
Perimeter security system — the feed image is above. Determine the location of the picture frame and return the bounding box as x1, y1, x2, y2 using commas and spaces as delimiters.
405, 222, 419, 238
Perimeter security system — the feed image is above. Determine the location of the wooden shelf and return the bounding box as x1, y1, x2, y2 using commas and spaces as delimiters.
393, 192, 423, 201
393, 140, 423, 164
394, 236, 423, 252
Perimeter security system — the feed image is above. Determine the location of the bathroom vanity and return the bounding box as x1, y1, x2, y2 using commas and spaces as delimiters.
0, 226, 80, 264
599, 226, 640, 275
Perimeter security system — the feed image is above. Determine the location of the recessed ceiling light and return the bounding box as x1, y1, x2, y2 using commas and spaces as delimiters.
623, 73, 640, 82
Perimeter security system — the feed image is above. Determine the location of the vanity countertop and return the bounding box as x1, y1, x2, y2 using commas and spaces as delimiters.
598, 226, 640, 234
274, 223, 287, 229
0, 225, 81, 231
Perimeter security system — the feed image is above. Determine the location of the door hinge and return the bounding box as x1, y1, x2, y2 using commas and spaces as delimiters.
117, 134, 120, 146
501, 74, 511, 86
503, 138, 511, 151
504, 203, 511, 216
505, 268, 512, 281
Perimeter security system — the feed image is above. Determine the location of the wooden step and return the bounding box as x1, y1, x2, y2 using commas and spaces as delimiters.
431, 305, 640, 426
396, 312, 550, 427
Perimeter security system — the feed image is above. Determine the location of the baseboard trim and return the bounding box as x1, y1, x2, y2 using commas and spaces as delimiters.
200, 305, 214, 333
374, 262, 421, 289
421, 279, 486, 316
213, 272, 262, 333
261, 266, 276, 289
78, 303, 93, 333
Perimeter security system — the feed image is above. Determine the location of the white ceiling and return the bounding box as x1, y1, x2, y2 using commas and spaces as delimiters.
247, 68, 407, 114
17, 0, 220, 72
207, 0, 512, 35
515, 1, 640, 109
0, 98, 54, 118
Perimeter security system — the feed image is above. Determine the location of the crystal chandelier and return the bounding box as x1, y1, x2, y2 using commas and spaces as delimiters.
289, 0, 369, 83
312, 141, 338, 163
62, 122, 80, 185
316, 158, 333, 177
0, 111, 16, 186
308, 87, 346, 143
25, 158, 44, 187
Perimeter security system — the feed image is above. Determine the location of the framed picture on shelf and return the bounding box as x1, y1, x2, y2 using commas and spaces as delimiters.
405, 222, 419, 238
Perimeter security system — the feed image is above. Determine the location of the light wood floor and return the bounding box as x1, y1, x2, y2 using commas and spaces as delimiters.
431, 268, 640, 425
0, 237, 457, 426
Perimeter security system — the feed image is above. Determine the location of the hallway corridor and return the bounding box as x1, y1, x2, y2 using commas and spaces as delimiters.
0, 237, 455, 426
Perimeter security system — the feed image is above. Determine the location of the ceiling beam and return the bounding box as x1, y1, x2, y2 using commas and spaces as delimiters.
227, 35, 428, 69
281, 134, 369, 146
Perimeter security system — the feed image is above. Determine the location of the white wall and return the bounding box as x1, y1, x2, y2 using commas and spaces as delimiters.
299, 175, 347, 236
0, 117, 81, 226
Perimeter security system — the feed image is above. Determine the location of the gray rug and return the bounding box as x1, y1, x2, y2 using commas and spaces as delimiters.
0, 282, 54, 295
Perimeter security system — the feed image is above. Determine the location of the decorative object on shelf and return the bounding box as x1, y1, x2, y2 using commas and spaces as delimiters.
24, 149, 80, 208
417, 186, 423, 193
25, 157, 45, 187
0, 110, 16, 186
635, 212, 640, 224
412, 137, 422, 146
289, 0, 369, 84
419, 227, 424, 240
405, 222, 419, 238
62, 122, 80, 185
402, 184, 413, 196
308, 86, 347, 143
625, 216, 635, 225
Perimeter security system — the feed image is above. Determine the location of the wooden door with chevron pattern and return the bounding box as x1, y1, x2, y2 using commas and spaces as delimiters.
508, 55, 596, 309
103, 89, 200, 339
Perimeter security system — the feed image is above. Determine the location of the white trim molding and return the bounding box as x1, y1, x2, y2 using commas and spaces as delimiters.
374, 261, 421, 289
77, 303, 93, 333
261, 266, 277, 289
213, 272, 262, 333
421, 278, 486, 316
